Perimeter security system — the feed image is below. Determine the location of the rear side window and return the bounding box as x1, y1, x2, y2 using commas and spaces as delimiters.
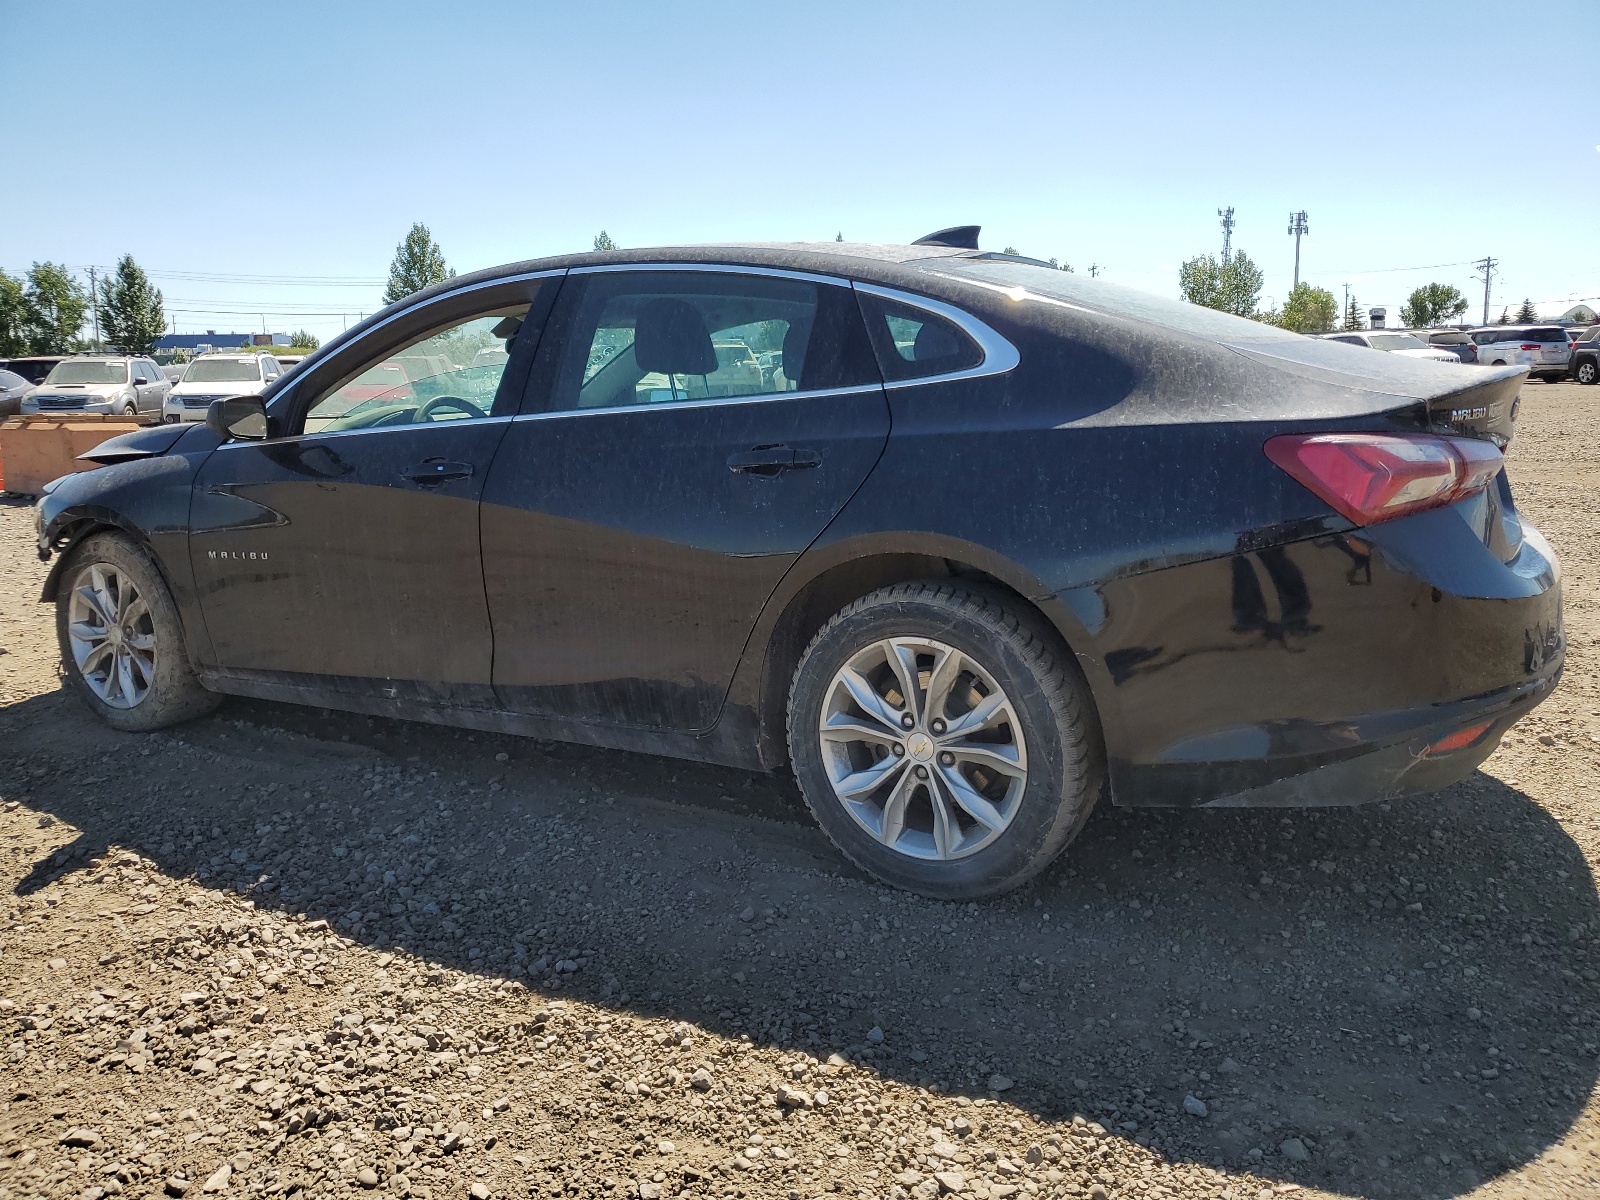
541, 271, 878, 413
856, 292, 984, 382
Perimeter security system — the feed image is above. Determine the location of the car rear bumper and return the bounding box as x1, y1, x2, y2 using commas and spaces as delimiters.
1064, 486, 1563, 808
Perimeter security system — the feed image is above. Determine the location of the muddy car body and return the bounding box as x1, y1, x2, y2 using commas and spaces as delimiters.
33, 238, 1563, 897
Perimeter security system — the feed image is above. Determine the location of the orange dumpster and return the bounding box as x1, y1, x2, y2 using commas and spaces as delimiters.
0, 413, 142, 497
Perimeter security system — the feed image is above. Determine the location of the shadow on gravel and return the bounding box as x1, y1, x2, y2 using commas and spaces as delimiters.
6, 688, 1599, 1199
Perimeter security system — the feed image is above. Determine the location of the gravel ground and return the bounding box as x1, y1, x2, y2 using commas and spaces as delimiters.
1, 382, 1598, 1200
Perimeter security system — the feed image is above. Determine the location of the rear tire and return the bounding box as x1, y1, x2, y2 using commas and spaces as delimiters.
1575, 360, 1598, 386
787, 582, 1102, 899
55, 533, 220, 732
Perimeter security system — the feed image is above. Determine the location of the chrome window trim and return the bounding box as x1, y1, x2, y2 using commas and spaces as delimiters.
272, 268, 566, 433
511, 383, 883, 423
851, 281, 1020, 388
213, 413, 516, 451
569, 261, 852, 288
345, 268, 567, 342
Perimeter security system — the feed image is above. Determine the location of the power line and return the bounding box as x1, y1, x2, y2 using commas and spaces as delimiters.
72, 264, 385, 287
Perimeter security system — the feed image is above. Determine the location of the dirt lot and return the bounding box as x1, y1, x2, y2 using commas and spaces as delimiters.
1, 383, 1598, 1200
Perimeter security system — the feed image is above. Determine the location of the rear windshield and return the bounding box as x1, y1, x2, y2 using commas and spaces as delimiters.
1369, 333, 1428, 351
355, 364, 408, 387
928, 258, 1303, 342
184, 358, 262, 383
43, 361, 128, 385
1526, 327, 1565, 342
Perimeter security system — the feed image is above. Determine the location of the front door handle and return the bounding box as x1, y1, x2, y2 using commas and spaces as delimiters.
402, 458, 474, 486
727, 444, 822, 476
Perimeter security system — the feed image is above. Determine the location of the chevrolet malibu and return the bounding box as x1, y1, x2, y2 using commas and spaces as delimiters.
33, 232, 1563, 898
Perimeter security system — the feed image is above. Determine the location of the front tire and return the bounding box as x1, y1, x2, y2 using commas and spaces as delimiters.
56, 533, 220, 731
787, 582, 1102, 899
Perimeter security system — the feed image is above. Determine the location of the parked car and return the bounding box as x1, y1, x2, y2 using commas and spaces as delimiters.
0, 356, 69, 386
163, 353, 283, 424
32, 237, 1560, 899
1569, 325, 1600, 385
0, 368, 33, 417
1421, 330, 1479, 364
1320, 330, 1463, 363
1469, 325, 1572, 381
274, 354, 308, 373
20, 355, 170, 418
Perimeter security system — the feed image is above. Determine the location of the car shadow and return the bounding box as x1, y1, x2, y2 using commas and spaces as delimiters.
4, 688, 1598, 1199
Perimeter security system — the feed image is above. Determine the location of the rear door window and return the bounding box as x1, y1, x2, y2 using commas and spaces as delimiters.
855, 292, 984, 382
539, 270, 878, 413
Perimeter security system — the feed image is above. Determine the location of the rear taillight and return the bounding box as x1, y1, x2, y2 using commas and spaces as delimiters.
1264, 433, 1502, 526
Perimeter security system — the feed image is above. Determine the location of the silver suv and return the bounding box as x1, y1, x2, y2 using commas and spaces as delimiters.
20, 355, 172, 417
1469, 326, 1572, 382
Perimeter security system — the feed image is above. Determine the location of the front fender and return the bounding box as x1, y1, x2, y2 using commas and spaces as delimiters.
34, 448, 214, 669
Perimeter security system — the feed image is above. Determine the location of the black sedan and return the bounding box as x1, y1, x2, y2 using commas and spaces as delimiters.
33, 232, 1563, 899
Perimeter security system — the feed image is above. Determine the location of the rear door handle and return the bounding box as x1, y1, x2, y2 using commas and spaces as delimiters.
402, 458, 474, 486
727, 444, 822, 476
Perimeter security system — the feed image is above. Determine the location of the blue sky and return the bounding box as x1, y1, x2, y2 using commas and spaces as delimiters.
3, 0, 1596, 341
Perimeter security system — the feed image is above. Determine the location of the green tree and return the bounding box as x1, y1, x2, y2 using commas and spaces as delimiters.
98, 255, 166, 355
1342, 293, 1365, 331
383, 223, 454, 306
835, 232, 844, 242
0, 269, 27, 357
289, 329, 320, 350
1399, 282, 1469, 328
22, 262, 88, 353
592, 230, 619, 252
1002, 246, 1019, 255
1514, 297, 1539, 323
1179, 250, 1264, 317
1268, 283, 1339, 333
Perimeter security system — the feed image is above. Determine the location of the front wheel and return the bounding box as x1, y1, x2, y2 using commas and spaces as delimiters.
56, 533, 220, 731
787, 582, 1102, 899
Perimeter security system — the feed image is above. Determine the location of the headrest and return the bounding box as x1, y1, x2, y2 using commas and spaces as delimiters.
491, 314, 523, 353
634, 299, 716, 376
781, 319, 812, 388
912, 319, 962, 363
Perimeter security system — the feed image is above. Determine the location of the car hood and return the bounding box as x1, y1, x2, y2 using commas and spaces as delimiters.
75, 422, 192, 464
33, 384, 123, 399
172, 380, 264, 395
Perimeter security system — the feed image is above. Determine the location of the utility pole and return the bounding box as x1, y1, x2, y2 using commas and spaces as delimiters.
1287, 211, 1309, 289
88, 265, 101, 351
1088, 264, 1102, 278
1473, 256, 1498, 326
1218, 207, 1235, 264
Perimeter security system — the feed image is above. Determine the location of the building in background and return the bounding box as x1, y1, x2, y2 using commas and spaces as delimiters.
156, 331, 290, 352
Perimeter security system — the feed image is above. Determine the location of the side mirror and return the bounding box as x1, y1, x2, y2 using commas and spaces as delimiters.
207, 395, 269, 441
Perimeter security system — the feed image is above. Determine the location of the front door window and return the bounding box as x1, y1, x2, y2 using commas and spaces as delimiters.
304, 308, 528, 433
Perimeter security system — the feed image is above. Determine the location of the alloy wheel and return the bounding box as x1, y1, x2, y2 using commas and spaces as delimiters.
66, 563, 156, 709
817, 637, 1027, 860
